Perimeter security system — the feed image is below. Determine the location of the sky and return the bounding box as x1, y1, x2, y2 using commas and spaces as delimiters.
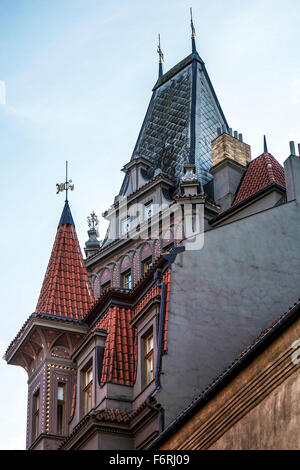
0, 0, 299, 450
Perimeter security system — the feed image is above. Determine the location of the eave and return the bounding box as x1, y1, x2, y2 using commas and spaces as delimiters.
5, 314, 88, 364
210, 183, 286, 227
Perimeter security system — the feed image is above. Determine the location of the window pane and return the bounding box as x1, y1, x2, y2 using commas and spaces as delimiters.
144, 203, 153, 220
147, 356, 154, 383
143, 258, 153, 273
122, 217, 131, 234
57, 384, 65, 401
122, 271, 132, 289
146, 334, 153, 353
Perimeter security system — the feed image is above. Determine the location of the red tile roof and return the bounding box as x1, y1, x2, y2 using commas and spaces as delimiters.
95, 408, 131, 423
35, 203, 94, 319
232, 153, 285, 207
93, 306, 136, 386
91, 269, 171, 387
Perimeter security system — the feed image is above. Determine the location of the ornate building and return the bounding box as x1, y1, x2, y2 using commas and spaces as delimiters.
5, 21, 300, 450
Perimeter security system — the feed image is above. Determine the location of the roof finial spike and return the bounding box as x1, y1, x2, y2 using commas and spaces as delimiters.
264, 135, 268, 154
56, 160, 74, 203
190, 7, 196, 53
157, 34, 164, 78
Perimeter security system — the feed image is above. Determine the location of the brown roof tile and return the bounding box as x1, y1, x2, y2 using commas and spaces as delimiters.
233, 153, 285, 207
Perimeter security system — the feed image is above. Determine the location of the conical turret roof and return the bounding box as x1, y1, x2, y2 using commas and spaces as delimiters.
35, 201, 94, 319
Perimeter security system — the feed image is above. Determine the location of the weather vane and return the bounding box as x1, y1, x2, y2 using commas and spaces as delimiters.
56, 161, 74, 201
190, 7, 196, 39
157, 33, 164, 64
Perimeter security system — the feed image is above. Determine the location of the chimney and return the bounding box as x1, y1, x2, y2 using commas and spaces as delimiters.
210, 131, 251, 210
284, 141, 300, 202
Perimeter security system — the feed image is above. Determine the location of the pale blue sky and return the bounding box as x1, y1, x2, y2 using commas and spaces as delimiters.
0, 0, 299, 449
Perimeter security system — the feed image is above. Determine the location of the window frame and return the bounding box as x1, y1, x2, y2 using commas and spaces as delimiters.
142, 256, 153, 274
32, 389, 40, 441
144, 201, 153, 221
122, 269, 132, 289
143, 330, 154, 386
121, 216, 131, 235
56, 382, 66, 436
83, 365, 93, 416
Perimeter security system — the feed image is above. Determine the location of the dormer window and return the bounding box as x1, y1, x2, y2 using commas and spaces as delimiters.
144, 331, 154, 385
83, 366, 93, 415
121, 217, 131, 235
144, 202, 153, 220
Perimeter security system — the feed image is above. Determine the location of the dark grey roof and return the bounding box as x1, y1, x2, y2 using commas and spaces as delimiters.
119, 48, 228, 194
58, 201, 75, 227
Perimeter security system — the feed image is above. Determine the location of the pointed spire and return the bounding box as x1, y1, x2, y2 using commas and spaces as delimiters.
35, 203, 94, 319
58, 200, 75, 227
264, 135, 268, 153
157, 34, 164, 78
190, 8, 196, 53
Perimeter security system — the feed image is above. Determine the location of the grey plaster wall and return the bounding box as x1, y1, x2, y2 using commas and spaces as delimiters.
158, 192, 300, 426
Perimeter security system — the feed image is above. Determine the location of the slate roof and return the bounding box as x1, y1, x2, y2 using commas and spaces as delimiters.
232, 153, 286, 207
35, 201, 94, 319
119, 49, 228, 196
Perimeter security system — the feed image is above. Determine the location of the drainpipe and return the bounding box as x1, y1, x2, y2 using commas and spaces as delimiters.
145, 247, 185, 436
146, 268, 166, 433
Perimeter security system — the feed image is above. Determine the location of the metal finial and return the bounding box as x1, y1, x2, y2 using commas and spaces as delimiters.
157, 34, 164, 63
264, 135, 268, 153
56, 161, 74, 201
87, 211, 99, 230
157, 34, 164, 78
190, 8, 196, 53
190, 8, 196, 39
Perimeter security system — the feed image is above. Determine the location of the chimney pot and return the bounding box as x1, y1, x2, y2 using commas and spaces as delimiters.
290, 141, 296, 155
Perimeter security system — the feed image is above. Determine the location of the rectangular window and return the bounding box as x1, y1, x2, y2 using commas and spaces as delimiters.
57, 383, 65, 435
101, 280, 111, 293
143, 257, 153, 274
32, 389, 40, 441
83, 366, 93, 415
144, 331, 154, 385
122, 270, 132, 289
121, 217, 131, 235
144, 202, 153, 220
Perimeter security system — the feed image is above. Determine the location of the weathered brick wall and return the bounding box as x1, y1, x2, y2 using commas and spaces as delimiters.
100, 268, 111, 284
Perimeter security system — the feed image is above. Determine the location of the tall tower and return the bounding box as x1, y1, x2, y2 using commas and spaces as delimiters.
4, 201, 94, 449
118, 14, 228, 201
